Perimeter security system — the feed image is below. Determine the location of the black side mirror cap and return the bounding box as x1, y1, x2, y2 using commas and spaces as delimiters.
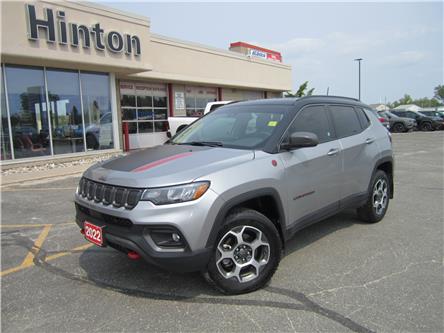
281, 131, 319, 150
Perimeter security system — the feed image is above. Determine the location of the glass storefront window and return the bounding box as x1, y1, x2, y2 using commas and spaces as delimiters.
4, 65, 51, 159
184, 86, 217, 117
120, 81, 168, 135
1, 64, 115, 161
127, 122, 137, 134
46, 69, 84, 154
1, 67, 12, 160
121, 95, 136, 107
81, 72, 113, 151
122, 108, 137, 121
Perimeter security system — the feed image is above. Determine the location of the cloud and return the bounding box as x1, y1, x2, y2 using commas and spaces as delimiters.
325, 31, 387, 56
252, 38, 324, 58
381, 51, 427, 67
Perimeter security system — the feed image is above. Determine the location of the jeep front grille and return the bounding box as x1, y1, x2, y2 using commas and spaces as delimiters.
78, 177, 143, 210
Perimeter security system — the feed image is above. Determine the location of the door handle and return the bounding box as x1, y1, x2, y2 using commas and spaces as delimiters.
365, 138, 375, 144
327, 148, 340, 156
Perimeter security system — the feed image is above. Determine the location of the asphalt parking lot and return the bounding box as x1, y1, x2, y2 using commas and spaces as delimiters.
1, 131, 443, 333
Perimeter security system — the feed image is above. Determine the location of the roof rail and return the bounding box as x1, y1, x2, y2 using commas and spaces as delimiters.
299, 95, 360, 102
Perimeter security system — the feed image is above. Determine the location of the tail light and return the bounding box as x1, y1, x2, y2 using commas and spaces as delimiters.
378, 117, 386, 123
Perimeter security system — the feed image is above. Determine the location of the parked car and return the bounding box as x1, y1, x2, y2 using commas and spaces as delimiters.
85, 112, 113, 149
377, 110, 416, 132
168, 101, 234, 137
419, 110, 444, 120
75, 96, 394, 294
369, 109, 390, 130
390, 110, 443, 131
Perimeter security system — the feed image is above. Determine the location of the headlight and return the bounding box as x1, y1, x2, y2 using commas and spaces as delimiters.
140, 181, 210, 205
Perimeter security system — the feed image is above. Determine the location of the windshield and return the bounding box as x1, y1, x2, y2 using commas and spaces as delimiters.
171, 105, 289, 150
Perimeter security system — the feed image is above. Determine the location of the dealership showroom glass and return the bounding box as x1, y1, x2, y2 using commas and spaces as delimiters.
0, 0, 292, 163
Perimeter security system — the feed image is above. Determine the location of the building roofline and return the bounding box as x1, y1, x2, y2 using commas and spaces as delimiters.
62, 0, 150, 25
150, 33, 291, 69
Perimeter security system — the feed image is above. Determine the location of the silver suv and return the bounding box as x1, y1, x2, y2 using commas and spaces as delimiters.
75, 96, 394, 294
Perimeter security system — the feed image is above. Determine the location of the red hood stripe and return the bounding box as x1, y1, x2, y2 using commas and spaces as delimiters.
131, 152, 193, 173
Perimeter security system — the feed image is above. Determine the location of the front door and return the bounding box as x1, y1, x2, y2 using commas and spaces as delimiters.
280, 105, 342, 228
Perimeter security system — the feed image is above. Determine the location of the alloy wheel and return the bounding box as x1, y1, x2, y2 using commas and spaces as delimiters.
373, 179, 388, 215
216, 225, 270, 283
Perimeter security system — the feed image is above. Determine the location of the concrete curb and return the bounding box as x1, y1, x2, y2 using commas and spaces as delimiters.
1, 164, 93, 186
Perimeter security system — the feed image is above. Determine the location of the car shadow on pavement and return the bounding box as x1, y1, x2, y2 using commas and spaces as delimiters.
72, 209, 363, 299
283, 209, 364, 256
72, 209, 365, 298
31, 209, 374, 333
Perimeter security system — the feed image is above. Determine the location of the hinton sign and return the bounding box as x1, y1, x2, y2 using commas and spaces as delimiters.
26, 4, 141, 56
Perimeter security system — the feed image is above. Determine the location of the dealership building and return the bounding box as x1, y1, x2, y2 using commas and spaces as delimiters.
0, 0, 292, 164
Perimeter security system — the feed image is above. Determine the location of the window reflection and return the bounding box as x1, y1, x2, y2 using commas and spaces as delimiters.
5, 65, 50, 159
47, 69, 84, 154
184, 86, 217, 117
81, 72, 113, 150
1, 67, 12, 160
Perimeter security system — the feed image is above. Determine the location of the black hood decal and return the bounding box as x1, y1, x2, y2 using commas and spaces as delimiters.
102, 145, 211, 172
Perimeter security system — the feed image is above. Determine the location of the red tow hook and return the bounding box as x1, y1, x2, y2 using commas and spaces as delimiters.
80, 228, 85, 235
127, 251, 141, 260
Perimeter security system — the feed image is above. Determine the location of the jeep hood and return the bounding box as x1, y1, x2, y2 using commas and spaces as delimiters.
84, 144, 255, 188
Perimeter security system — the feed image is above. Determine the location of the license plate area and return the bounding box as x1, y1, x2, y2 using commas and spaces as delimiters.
84, 221, 104, 247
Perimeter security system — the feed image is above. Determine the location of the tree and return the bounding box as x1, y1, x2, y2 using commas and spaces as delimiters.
285, 81, 315, 98
434, 85, 444, 104
413, 97, 441, 108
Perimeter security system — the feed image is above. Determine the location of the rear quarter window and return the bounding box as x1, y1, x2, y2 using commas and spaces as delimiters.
356, 107, 370, 129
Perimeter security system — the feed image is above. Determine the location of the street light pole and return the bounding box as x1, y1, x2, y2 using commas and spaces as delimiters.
354, 58, 363, 100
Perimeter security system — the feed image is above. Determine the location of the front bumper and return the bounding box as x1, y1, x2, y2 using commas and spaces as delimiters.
75, 203, 212, 272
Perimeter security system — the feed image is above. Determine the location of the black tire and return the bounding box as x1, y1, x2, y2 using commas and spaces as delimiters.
86, 134, 99, 150
392, 122, 405, 133
357, 170, 390, 223
206, 208, 282, 295
420, 122, 432, 131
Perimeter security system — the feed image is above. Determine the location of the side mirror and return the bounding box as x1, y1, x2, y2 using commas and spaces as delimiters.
281, 132, 319, 150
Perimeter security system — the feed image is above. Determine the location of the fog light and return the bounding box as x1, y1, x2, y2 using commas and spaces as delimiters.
149, 229, 186, 248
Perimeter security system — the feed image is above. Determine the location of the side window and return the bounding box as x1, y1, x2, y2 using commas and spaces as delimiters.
356, 108, 370, 129
209, 104, 223, 113
288, 105, 334, 144
329, 105, 363, 138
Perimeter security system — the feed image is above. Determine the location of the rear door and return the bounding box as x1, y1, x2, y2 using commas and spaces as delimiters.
280, 105, 342, 226
328, 105, 377, 201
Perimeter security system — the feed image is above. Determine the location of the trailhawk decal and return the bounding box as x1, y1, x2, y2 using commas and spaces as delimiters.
131, 152, 193, 173
101, 145, 210, 172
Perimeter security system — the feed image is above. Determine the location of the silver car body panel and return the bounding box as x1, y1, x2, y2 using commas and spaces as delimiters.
75, 97, 393, 262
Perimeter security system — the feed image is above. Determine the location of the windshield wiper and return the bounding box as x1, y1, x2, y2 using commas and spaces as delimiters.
179, 141, 224, 147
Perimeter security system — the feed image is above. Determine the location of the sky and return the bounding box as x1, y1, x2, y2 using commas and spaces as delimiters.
100, 1, 443, 104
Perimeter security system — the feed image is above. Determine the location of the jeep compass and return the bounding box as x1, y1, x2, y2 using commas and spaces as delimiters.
75, 96, 394, 294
